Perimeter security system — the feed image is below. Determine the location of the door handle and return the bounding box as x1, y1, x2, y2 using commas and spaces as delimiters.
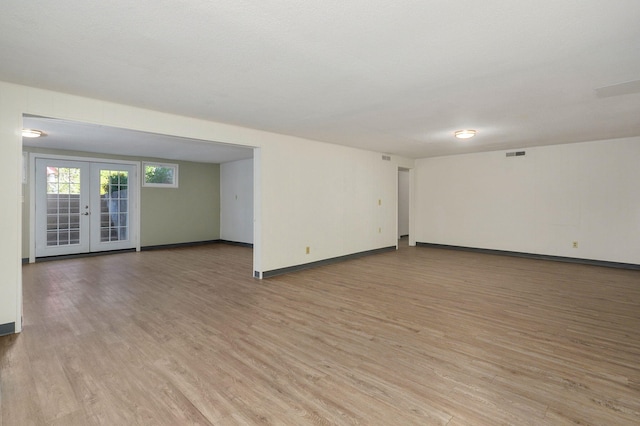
82, 212, 90, 216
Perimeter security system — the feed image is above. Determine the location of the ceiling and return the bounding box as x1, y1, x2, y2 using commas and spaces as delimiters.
2, 1, 640, 159
22, 115, 254, 163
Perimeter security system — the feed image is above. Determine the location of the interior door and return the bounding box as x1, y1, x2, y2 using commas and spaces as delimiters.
35, 159, 137, 257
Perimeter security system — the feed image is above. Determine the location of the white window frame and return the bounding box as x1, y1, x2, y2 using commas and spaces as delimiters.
142, 162, 179, 188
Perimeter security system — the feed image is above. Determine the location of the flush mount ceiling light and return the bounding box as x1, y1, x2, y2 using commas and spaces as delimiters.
22, 128, 44, 138
454, 129, 477, 139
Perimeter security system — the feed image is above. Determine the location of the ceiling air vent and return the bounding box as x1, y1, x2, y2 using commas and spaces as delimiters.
506, 151, 525, 157
381, 155, 391, 161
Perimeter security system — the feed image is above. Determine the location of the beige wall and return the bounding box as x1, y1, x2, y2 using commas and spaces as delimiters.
22, 147, 220, 258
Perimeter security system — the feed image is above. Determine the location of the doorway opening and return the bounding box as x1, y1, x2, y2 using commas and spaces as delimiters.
398, 167, 410, 247
22, 114, 256, 267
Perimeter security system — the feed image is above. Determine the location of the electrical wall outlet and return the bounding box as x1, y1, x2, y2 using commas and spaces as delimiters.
572, 241, 578, 248
306, 246, 310, 254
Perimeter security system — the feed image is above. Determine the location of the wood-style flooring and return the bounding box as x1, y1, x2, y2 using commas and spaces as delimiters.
1, 242, 640, 425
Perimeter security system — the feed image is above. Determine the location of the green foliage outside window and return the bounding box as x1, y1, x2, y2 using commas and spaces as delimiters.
102, 172, 128, 195
143, 163, 178, 187
145, 165, 174, 184
46, 167, 81, 194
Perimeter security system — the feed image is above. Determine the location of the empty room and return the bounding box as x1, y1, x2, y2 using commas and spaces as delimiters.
1, 1, 639, 425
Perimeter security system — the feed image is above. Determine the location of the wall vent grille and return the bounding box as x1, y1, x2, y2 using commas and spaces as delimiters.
506, 151, 526, 157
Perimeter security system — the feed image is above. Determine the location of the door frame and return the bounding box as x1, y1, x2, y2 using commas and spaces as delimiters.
28, 153, 141, 263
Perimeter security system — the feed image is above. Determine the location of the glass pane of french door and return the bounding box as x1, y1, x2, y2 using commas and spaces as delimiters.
47, 166, 81, 246
35, 159, 90, 257
90, 163, 136, 252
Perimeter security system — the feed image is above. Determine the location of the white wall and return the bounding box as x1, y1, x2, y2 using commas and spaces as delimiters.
398, 170, 410, 238
220, 158, 254, 244
0, 81, 409, 331
0, 83, 22, 331
258, 138, 398, 271
414, 137, 640, 265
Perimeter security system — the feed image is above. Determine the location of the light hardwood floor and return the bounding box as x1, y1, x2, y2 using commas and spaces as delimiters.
2, 242, 639, 425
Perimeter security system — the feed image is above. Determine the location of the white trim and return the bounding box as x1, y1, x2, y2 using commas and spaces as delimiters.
29, 153, 36, 263
408, 168, 416, 247
22, 152, 27, 184
252, 148, 261, 277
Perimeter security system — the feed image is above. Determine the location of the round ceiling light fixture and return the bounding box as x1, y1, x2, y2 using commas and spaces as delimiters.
454, 129, 477, 139
22, 128, 44, 138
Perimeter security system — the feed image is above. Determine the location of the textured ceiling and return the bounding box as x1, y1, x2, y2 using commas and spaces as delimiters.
21, 116, 254, 163
2, 1, 640, 159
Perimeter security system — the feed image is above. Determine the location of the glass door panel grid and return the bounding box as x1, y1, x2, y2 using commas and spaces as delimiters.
100, 170, 129, 242
45, 167, 81, 247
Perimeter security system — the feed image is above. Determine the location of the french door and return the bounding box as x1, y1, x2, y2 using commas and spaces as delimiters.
35, 158, 137, 258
